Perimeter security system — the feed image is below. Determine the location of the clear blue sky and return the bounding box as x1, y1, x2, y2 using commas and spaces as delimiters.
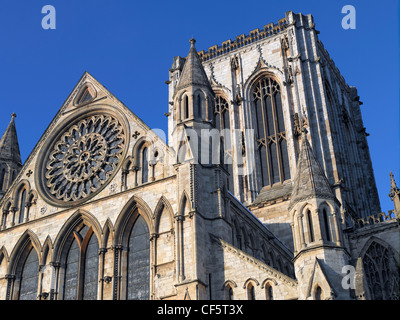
0, 0, 398, 213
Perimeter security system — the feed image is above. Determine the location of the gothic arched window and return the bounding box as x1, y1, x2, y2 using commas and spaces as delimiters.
63, 225, 99, 300
265, 284, 274, 300
247, 283, 256, 300
315, 286, 322, 300
0, 168, 5, 190
322, 208, 331, 242
18, 247, 39, 300
142, 147, 148, 184
225, 285, 234, 300
183, 95, 189, 120
363, 241, 399, 300
306, 210, 314, 243
252, 77, 290, 187
127, 215, 150, 300
215, 95, 233, 190
18, 189, 27, 224
215, 96, 230, 132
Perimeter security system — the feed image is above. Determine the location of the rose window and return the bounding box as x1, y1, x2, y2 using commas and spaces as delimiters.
42, 114, 126, 204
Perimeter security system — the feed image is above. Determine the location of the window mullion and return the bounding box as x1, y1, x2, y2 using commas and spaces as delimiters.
259, 81, 272, 186
270, 89, 284, 184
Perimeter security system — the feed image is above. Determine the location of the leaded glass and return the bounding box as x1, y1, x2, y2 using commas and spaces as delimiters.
19, 248, 39, 300
127, 215, 150, 300
252, 77, 290, 186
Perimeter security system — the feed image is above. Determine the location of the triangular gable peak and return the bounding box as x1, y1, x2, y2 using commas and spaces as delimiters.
305, 258, 336, 300
0, 72, 168, 208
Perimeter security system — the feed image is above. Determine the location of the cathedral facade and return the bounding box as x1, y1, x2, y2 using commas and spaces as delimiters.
0, 11, 398, 300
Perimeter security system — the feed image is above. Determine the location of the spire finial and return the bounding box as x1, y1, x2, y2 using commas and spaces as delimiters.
390, 171, 398, 190
11, 113, 16, 120
189, 38, 196, 47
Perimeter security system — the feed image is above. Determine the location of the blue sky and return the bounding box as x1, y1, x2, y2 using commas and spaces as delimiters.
0, 0, 398, 213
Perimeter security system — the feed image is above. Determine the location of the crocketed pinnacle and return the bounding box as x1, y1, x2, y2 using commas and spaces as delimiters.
0, 113, 22, 165
175, 38, 212, 91
290, 132, 335, 207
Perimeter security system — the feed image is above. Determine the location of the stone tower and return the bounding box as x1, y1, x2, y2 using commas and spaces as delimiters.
0, 113, 22, 200
289, 130, 350, 299
169, 38, 217, 166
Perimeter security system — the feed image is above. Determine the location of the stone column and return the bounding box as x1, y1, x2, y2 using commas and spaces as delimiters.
10, 207, 17, 226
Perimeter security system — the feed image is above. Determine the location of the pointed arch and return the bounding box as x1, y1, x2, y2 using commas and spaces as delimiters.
244, 278, 258, 300
261, 278, 277, 300
52, 211, 102, 300
12, 179, 31, 208
114, 195, 153, 246
359, 236, 399, 300
132, 136, 155, 185
9, 229, 41, 275
243, 277, 259, 289
222, 279, 238, 290
243, 69, 291, 190
113, 195, 152, 300
41, 236, 53, 266
7, 230, 41, 300
261, 278, 278, 288
222, 280, 237, 300
178, 190, 191, 217
52, 209, 102, 264
313, 284, 323, 300
11, 180, 31, 224
0, 246, 10, 278
153, 196, 174, 233
193, 88, 207, 119
101, 218, 114, 249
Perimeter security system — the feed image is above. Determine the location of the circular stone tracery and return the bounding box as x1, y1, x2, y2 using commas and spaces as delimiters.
43, 114, 126, 204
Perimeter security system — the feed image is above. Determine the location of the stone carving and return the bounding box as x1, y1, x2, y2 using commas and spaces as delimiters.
44, 114, 126, 203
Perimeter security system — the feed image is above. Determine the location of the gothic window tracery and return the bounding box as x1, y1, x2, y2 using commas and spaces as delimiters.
214, 95, 233, 189
38, 113, 127, 206
362, 241, 399, 300
63, 225, 99, 300
252, 77, 290, 187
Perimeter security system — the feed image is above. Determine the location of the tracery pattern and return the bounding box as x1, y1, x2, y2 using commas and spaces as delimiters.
363, 241, 399, 300
252, 77, 290, 186
45, 114, 125, 203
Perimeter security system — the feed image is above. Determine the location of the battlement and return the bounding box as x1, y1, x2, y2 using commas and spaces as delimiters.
353, 210, 398, 229
198, 17, 288, 62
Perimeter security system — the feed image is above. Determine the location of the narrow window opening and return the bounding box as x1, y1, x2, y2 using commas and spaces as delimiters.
19, 189, 27, 224
307, 210, 314, 243
323, 209, 331, 242
142, 147, 148, 183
